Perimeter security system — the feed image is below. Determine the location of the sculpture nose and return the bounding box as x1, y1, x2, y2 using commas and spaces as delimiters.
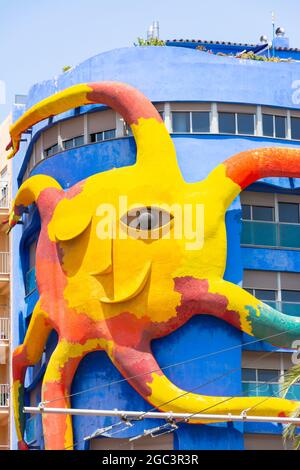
89, 236, 113, 276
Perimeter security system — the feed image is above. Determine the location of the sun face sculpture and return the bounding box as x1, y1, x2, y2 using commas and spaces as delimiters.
7, 81, 300, 450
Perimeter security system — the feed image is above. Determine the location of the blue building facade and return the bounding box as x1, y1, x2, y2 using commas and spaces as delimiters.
10, 42, 300, 450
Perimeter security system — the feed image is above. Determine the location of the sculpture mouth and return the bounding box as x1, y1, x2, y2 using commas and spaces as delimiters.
100, 261, 152, 304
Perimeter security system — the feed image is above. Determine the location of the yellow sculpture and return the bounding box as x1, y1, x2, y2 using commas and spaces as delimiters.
7, 81, 300, 450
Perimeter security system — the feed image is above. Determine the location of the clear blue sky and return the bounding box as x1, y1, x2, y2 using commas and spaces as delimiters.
1, 0, 300, 121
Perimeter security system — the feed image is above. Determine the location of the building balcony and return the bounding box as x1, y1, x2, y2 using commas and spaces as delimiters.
241, 220, 300, 250
0, 384, 9, 408
0, 184, 9, 225
242, 382, 300, 400
0, 253, 9, 275
0, 317, 9, 342
0, 384, 9, 425
267, 301, 300, 317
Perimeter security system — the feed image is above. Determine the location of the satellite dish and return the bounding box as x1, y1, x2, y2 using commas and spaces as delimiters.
275, 27, 285, 37
260, 35, 268, 44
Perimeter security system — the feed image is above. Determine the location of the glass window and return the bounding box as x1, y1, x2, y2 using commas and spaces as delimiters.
255, 289, 276, 301
257, 369, 279, 383
63, 138, 74, 150
63, 136, 84, 149
74, 135, 84, 146
45, 143, 58, 157
244, 288, 254, 295
275, 116, 286, 138
29, 240, 37, 269
262, 114, 273, 137
218, 112, 236, 134
281, 290, 300, 302
103, 129, 116, 140
242, 204, 251, 220
291, 117, 300, 140
172, 112, 190, 133
237, 114, 255, 135
90, 133, 101, 143
192, 112, 210, 133
252, 205, 274, 221
242, 369, 256, 381
278, 202, 299, 223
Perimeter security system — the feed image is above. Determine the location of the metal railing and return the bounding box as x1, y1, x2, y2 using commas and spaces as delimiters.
0, 318, 9, 340
0, 253, 9, 275
0, 183, 9, 209
0, 384, 9, 407
0, 195, 8, 209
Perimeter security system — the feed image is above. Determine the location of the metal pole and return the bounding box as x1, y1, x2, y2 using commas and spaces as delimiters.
24, 406, 300, 425
272, 11, 275, 57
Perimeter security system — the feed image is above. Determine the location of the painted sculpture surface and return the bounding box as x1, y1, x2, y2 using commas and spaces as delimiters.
8, 81, 300, 450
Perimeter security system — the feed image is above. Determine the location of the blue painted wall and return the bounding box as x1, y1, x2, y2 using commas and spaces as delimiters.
11, 45, 300, 450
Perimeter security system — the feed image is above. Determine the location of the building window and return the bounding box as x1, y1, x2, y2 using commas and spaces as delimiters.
278, 202, 300, 223
242, 368, 280, 397
218, 112, 235, 134
243, 270, 300, 317
291, 117, 300, 140
242, 365, 300, 401
218, 112, 255, 136
172, 112, 210, 133
245, 288, 276, 302
25, 240, 37, 295
63, 135, 84, 150
237, 113, 255, 135
241, 204, 274, 222
241, 193, 300, 249
90, 129, 116, 143
191, 112, 210, 132
44, 143, 59, 158
262, 114, 287, 139
0, 167, 8, 208
172, 112, 191, 133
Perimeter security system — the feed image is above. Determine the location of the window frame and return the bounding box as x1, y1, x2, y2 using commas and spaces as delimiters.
62, 135, 84, 151
218, 111, 256, 136
291, 116, 300, 141
171, 110, 211, 134
44, 143, 59, 158
262, 113, 287, 139
243, 271, 300, 313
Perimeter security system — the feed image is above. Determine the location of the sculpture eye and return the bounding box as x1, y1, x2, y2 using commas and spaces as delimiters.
123, 207, 173, 231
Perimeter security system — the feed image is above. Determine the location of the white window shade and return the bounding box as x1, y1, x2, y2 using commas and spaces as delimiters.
43, 126, 58, 149
88, 110, 115, 135
281, 272, 300, 290
243, 270, 277, 289
60, 116, 84, 141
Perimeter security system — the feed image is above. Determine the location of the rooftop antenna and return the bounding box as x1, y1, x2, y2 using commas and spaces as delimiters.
147, 23, 154, 40
152, 21, 160, 40
271, 11, 275, 57
147, 21, 160, 40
